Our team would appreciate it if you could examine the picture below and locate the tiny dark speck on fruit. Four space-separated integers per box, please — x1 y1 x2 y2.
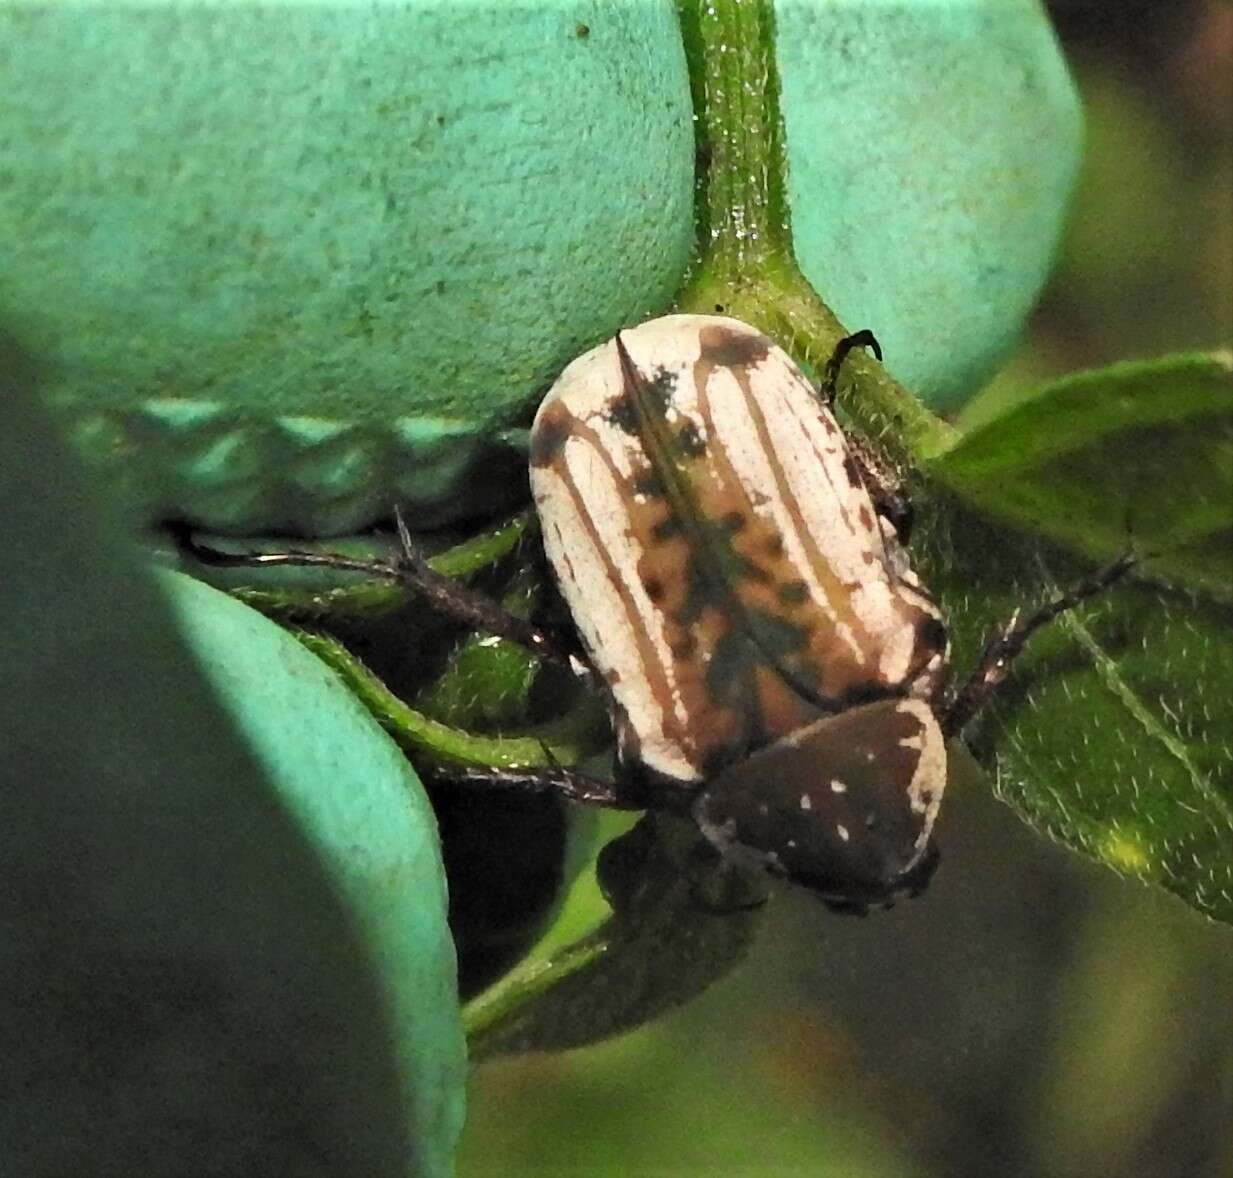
575 23 590 39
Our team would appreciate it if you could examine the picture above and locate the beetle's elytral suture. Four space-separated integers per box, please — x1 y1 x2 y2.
940 549 1140 738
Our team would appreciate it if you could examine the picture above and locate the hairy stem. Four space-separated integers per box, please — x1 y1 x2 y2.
674 0 956 463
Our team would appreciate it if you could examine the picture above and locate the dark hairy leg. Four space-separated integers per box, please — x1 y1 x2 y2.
820 328 883 404
818 328 914 543
942 550 1140 738
175 512 601 688
447 764 640 809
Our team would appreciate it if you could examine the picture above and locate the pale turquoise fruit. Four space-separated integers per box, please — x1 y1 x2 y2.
778 0 1082 408
1 1 693 534
163 571 467 1177
2 0 1080 533
0 337 465 1176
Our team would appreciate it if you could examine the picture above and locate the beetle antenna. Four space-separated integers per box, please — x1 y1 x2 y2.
941 549 1139 738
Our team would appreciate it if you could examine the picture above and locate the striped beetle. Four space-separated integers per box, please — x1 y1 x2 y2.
187 314 1134 913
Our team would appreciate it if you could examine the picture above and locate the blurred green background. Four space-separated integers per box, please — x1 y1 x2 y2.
460 4 1233 1176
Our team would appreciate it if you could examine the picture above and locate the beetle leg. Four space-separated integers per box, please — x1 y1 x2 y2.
445 764 642 810
387 509 602 686
820 327 882 405
175 517 602 689
941 550 1139 738
817 329 913 543
844 432 915 545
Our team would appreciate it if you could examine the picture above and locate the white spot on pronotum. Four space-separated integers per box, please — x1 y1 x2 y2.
830 779 847 794
758 802 769 815
799 794 812 811
837 824 850 842
787 839 797 849
865 750 876 763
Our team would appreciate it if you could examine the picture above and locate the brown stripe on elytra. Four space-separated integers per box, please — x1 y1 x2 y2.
778 579 810 606
792 402 864 550
550 520 578 583
613 335 758 771
529 399 574 468
705 348 879 685
794 410 947 695
668 634 697 660
749 662 825 748
629 493 749 769
843 454 863 488
696 322 771 369
541 415 697 763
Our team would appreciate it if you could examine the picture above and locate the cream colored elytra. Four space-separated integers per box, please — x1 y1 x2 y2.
529 316 948 811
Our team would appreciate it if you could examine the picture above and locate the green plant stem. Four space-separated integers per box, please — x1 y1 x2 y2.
294 629 608 771
429 510 537 578
674 0 956 464
462 939 607 1057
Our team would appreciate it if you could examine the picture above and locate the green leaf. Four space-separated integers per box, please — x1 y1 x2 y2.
929 352 1233 601
920 353 1233 922
984 585 1233 924
917 506 1233 926
412 565 544 730
464 813 764 1059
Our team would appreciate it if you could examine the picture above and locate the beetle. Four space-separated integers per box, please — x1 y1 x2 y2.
184 314 1135 912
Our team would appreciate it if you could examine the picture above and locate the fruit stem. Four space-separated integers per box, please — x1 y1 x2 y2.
674 0 956 463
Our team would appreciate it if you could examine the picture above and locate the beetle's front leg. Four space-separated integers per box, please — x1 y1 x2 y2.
386 509 601 687
176 513 603 691
820 328 882 403
819 328 914 543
